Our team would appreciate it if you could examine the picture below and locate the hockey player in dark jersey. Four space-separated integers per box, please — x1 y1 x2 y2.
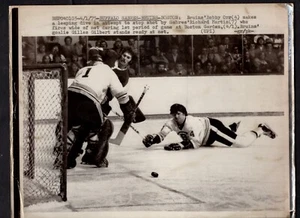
111 47 133 87
101 47 146 123
143 104 277 150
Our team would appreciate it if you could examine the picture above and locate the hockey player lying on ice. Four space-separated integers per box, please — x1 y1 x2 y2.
143 103 277 150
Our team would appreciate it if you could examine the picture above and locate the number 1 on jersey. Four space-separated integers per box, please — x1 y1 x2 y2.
82 68 92 78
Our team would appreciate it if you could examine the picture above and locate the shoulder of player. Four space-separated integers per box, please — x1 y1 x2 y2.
186 115 196 120
187 116 209 127
81 65 92 69
112 61 129 72
76 65 90 73
187 115 206 121
164 118 177 128
91 62 115 71
185 115 200 124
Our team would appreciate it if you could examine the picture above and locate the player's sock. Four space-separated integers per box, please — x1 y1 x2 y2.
233 131 258 148
251 127 264 138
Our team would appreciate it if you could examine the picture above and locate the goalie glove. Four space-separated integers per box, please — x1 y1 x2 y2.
128 96 146 123
143 134 161 148
120 100 136 123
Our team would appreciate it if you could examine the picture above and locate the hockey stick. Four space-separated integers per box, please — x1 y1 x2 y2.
110 85 149 145
111 110 144 139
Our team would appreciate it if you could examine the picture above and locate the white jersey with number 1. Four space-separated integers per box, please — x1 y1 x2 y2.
68 62 129 105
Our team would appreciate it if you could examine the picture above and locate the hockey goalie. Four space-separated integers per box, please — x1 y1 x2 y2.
54 47 137 169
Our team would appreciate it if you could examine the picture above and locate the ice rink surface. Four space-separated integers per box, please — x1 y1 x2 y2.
25 115 291 217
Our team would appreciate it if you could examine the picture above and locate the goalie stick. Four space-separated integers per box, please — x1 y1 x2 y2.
110 85 149 145
111 110 144 139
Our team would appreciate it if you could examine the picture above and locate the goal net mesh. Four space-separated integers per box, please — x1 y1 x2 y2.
22 65 68 206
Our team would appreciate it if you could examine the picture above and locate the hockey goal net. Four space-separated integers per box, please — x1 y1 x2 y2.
22 64 68 206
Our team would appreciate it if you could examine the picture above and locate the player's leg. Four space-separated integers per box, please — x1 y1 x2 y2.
53 125 83 169
233 123 276 147
81 118 114 167
76 93 114 167
206 118 238 146
54 91 88 169
53 94 79 162
66 91 103 169
67 125 90 169
207 118 276 148
94 118 114 167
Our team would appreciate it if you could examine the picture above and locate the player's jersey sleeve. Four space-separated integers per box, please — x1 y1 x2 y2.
109 69 129 104
112 66 130 87
157 120 176 141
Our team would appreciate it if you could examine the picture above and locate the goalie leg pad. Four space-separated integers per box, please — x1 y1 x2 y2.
81 142 109 168
66 125 90 169
81 132 101 165
94 119 113 167
129 96 146 123
81 119 114 167
54 123 83 169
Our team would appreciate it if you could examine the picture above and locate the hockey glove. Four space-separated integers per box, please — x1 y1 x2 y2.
143 134 154 147
143 134 161 148
164 143 182 151
181 140 194 149
164 140 194 151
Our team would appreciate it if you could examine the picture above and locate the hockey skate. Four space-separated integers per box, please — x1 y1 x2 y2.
81 150 109 168
67 149 83 169
81 150 94 165
81 137 108 167
81 141 102 165
67 158 77 169
258 123 277 139
96 158 109 168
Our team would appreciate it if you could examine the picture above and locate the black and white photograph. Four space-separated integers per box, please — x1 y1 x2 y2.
13 4 294 218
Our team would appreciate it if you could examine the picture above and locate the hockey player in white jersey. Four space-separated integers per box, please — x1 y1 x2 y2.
66 47 136 168
143 104 276 150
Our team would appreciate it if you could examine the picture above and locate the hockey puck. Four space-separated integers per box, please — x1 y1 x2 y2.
151 172 159 178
